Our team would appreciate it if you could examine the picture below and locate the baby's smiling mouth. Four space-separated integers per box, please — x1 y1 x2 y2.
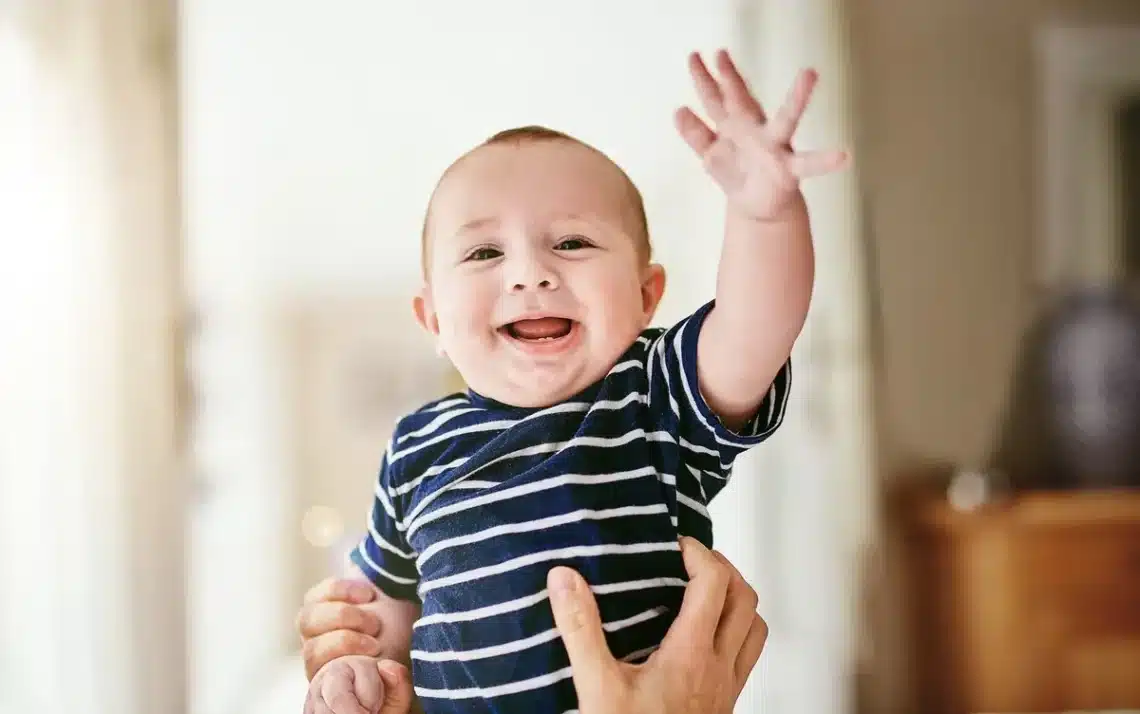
502 317 575 342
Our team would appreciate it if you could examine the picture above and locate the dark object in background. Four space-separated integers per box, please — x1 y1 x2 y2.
990 284 1140 490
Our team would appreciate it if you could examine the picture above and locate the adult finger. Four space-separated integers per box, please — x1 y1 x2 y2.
321 667 369 714
376 660 416 714
768 68 817 144
714 49 766 122
661 537 729 654
712 551 759 658
304 577 377 606
298 601 383 639
675 107 716 156
547 566 621 704
687 51 727 122
733 615 769 693
303 631 383 680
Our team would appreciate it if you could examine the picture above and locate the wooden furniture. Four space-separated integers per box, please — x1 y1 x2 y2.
904 488 1140 714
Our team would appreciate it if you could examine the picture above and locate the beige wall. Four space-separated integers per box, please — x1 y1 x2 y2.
851 0 1140 476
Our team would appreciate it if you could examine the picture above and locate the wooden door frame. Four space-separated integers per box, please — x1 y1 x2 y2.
98 1 189 712
123 2 188 712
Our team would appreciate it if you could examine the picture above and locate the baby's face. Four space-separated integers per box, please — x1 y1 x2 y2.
417 140 664 408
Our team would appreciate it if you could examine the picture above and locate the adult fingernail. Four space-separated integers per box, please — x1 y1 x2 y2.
548 568 578 602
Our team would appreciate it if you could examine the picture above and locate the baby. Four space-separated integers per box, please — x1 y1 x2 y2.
305 49 846 714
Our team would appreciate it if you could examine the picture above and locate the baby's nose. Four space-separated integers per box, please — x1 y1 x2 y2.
511 277 556 291
507 259 560 292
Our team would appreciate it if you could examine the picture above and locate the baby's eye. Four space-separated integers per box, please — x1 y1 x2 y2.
554 235 592 251
466 246 502 262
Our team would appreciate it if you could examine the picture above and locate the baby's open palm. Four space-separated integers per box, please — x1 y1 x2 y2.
675 50 848 221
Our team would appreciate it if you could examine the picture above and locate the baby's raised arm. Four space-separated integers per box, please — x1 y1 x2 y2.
675 52 847 430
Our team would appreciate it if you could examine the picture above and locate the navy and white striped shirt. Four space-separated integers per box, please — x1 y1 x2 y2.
351 301 791 714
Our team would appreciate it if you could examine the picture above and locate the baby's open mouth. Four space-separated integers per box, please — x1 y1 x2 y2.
503 317 575 342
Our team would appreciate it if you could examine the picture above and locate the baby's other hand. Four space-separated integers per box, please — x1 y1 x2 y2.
305 656 414 714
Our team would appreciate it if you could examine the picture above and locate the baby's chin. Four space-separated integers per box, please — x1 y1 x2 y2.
486 380 590 409
469 368 608 409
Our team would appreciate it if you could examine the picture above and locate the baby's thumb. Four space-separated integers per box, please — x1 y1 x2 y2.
548 567 620 705
375 660 415 714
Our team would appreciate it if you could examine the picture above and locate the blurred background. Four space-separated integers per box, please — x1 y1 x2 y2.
1 1 1139 713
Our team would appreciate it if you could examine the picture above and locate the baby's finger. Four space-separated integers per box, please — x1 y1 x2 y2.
675 107 716 156
714 49 765 122
687 51 727 122
311 689 335 714
768 69 817 144
349 658 385 710
321 666 371 714
376 661 416 714
298 601 383 639
788 149 849 179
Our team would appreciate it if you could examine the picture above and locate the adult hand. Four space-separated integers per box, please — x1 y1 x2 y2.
296 577 386 680
548 536 767 714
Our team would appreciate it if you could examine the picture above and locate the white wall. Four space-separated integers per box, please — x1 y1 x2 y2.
183 0 738 302
180 3 746 714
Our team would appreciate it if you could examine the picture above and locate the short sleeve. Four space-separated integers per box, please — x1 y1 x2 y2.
349 443 420 602
645 300 791 502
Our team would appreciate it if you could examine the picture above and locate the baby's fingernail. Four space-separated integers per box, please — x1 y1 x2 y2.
377 660 403 677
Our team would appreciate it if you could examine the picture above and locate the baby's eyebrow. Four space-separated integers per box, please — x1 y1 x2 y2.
453 217 499 239
554 212 600 224
549 213 610 231
553 213 631 239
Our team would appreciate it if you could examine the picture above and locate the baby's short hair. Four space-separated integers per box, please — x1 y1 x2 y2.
419 125 651 279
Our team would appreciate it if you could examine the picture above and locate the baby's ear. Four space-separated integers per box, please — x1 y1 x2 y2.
412 287 440 337
640 264 667 324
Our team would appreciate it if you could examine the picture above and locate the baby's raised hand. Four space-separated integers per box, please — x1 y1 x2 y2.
675 49 848 221
305 655 414 714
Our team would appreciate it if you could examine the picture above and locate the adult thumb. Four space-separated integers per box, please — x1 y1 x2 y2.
376 660 415 714
547 567 619 704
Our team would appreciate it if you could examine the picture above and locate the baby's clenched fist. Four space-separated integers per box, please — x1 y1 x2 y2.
305 655 413 714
